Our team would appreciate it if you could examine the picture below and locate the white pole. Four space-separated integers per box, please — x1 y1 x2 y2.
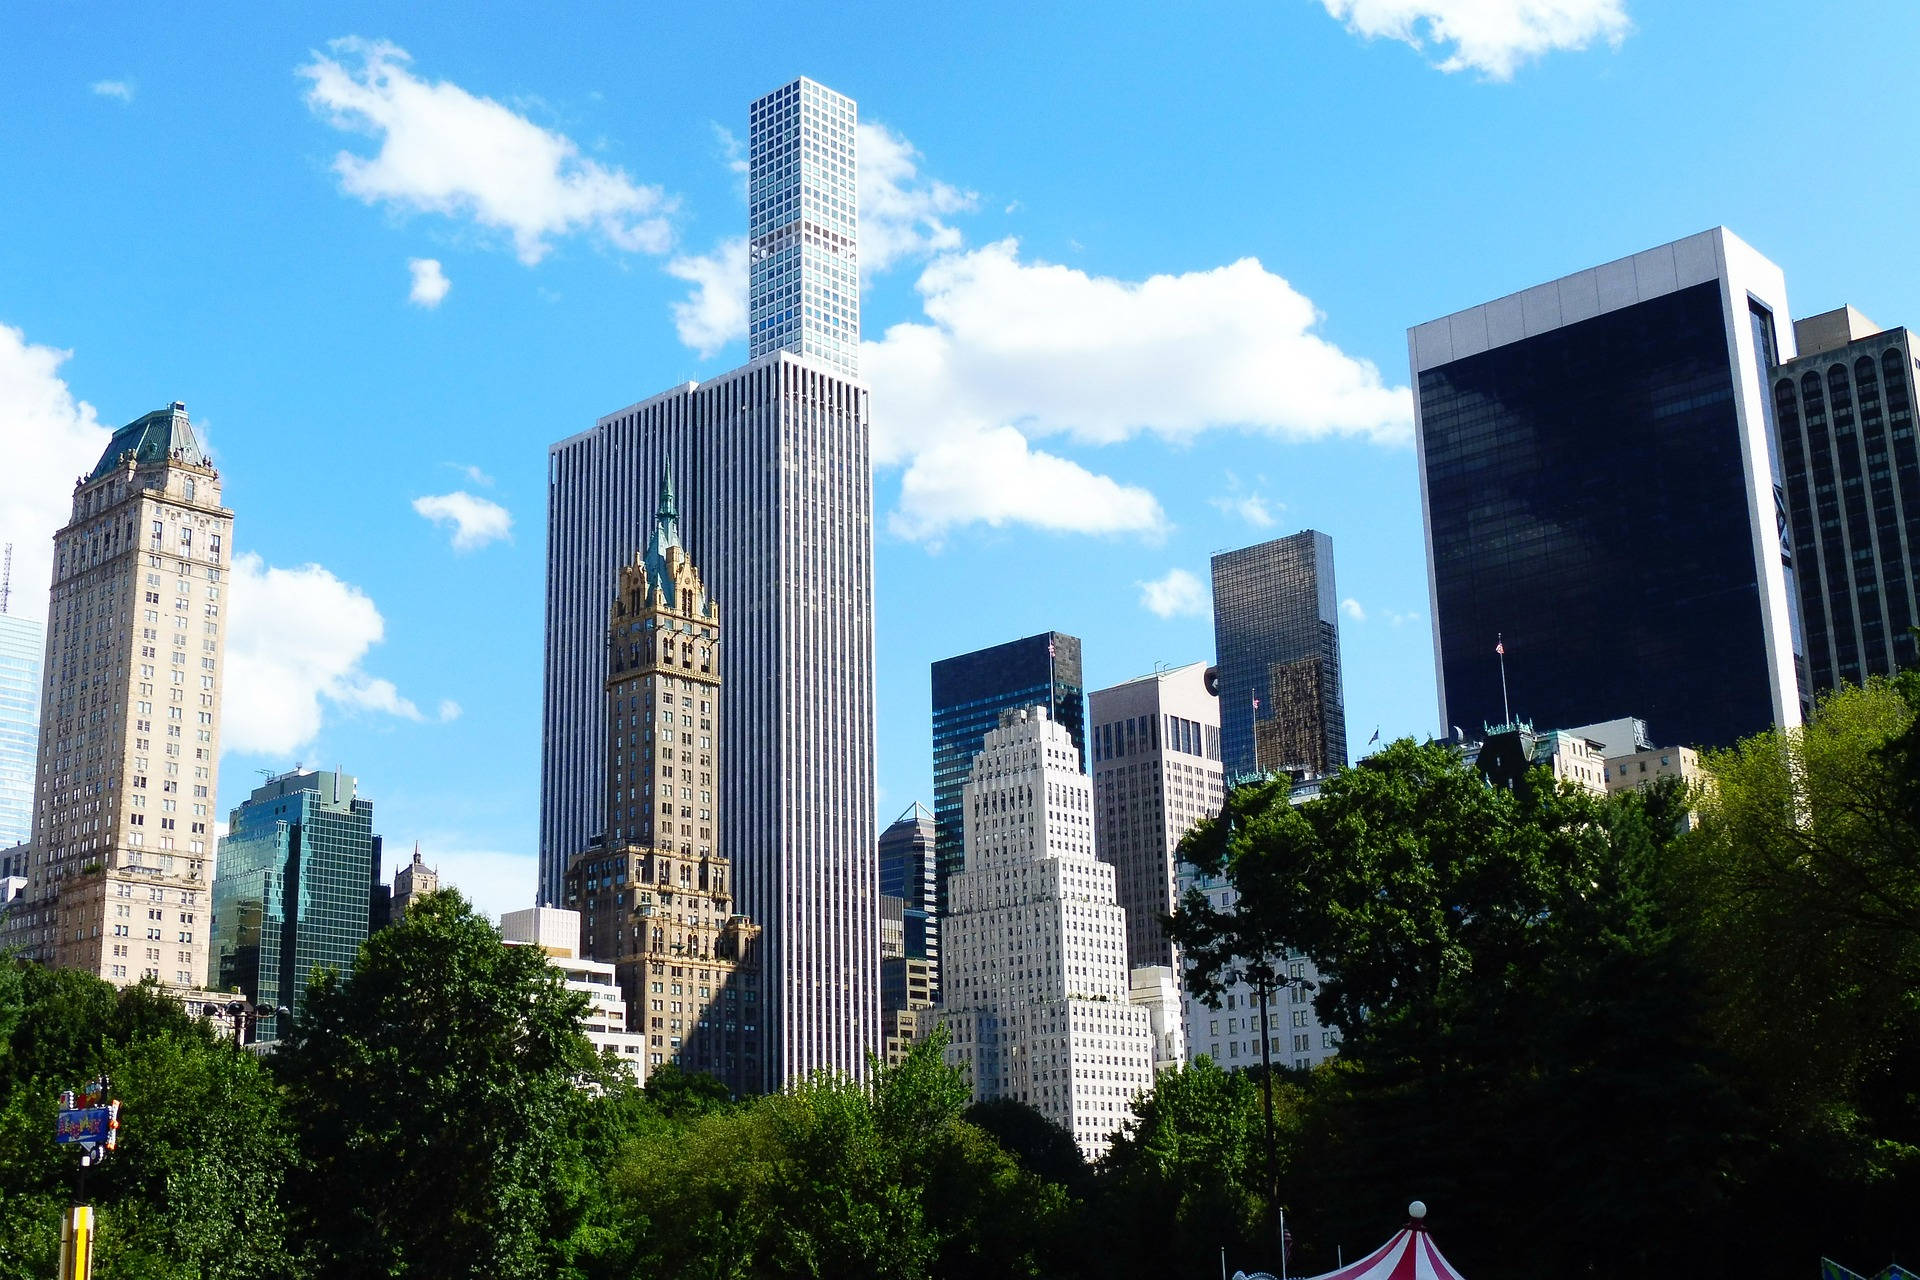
1279 1208 1288 1280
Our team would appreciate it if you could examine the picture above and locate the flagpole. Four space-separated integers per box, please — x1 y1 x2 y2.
1497 632 1511 726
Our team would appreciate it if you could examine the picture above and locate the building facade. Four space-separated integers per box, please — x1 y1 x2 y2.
749 78 860 378
1772 308 1920 688
1410 228 1805 749
209 768 378 1042
930 632 1085 954
1211 532 1347 779
940 706 1154 1160
0 601 43 849
388 845 439 919
1089 662 1225 973
562 475 765 1093
877 801 937 984
501 907 649 1080
0 404 231 989
544 78 876 1085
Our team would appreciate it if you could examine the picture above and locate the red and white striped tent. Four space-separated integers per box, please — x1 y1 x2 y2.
1300 1203 1466 1280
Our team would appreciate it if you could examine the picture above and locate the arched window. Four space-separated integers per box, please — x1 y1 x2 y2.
1882 349 1910 415
1827 364 1854 418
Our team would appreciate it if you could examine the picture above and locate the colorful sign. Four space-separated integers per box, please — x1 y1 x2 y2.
55 1107 112 1146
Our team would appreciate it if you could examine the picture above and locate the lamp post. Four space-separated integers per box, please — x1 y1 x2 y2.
1243 956 1313 1278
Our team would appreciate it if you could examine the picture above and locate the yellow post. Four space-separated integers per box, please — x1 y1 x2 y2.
56 1204 93 1280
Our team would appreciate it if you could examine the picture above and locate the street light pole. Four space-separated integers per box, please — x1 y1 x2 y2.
1254 964 1279 1270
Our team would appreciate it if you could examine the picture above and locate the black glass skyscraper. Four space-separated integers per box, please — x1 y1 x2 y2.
929 633 1084 927
877 802 937 987
1211 531 1347 779
1411 228 1804 750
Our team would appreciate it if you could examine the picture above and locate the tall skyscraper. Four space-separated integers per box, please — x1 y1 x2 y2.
1410 228 1804 748
0 404 231 989
940 706 1154 1160
929 632 1085 952
0 547 44 848
544 77 875 1085
1211 532 1347 779
1772 307 1920 688
748 78 860 378
210 768 378 1042
1089 662 1225 972
563 475 765 1092
877 801 937 973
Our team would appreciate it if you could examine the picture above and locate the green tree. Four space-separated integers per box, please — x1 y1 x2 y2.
274 888 602 1280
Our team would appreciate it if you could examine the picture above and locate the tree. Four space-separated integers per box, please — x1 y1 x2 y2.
273 889 602 1280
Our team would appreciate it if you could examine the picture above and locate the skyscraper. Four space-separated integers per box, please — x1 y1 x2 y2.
0 404 232 989
929 632 1085 956
544 77 876 1084
940 705 1154 1161
563 474 765 1092
1089 662 1224 972
210 768 379 1042
749 78 860 378
1211 532 1347 779
877 801 937 972
0 549 43 848
1410 228 1803 748
1772 307 1920 688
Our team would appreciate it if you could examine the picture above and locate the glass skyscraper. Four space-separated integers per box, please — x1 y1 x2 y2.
1410 228 1804 750
929 632 1084 938
1211 531 1347 779
1772 308 1920 689
545 77 877 1087
210 769 379 1042
877 802 936 970
0 609 43 849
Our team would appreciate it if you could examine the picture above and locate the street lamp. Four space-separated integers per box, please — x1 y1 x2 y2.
1241 955 1314 1279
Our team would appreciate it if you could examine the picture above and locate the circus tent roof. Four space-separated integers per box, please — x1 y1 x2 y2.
1299 1203 1467 1280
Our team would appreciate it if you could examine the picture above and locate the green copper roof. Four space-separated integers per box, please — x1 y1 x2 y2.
87 402 208 482
642 463 683 604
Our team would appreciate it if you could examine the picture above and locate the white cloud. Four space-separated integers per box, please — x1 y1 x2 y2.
1318 0 1631 78
412 490 512 551
91 80 135 102
891 425 1165 544
300 37 673 265
1209 474 1281 528
224 553 437 756
1341 596 1368 622
445 462 493 486
407 256 451 307
857 121 977 275
1138 568 1210 620
863 239 1411 540
664 237 749 358
0 323 111 625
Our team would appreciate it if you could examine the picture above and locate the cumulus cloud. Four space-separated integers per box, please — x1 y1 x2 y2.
1318 0 1631 78
1341 597 1368 622
407 256 451 307
91 79 135 102
300 37 673 264
445 462 493 486
1209 474 1281 528
857 121 977 275
1138 569 1210 620
665 237 749 358
224 553 448 756
412 491 512 551
892 425 1165 544
0 324 111 625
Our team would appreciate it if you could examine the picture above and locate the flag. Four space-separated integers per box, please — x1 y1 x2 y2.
1495 640 1505 656
1368 726 1380 745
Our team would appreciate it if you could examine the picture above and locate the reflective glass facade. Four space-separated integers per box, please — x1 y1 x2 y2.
930 633 1084 930
0 613 42 849
1774 331 1920 688
1419 282 1779 749
877 803 936 972
1210 531 1346 779
210 770 377 1041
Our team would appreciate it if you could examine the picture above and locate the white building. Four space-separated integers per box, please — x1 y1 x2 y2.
940 706 1154 1160
1090 661 1226 973
543 76 877 1088
501 907 648 1081
1129 965 1187 1073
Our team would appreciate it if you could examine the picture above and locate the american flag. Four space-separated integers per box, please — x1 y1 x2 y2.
1495 639 1505 656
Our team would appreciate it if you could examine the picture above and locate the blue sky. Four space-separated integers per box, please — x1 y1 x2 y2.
4 2 1916 917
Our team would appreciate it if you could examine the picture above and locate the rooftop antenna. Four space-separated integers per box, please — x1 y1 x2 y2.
1496 633 1512 727
0 542 11 614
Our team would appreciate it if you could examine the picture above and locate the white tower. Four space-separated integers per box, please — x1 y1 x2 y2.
747 78 859 377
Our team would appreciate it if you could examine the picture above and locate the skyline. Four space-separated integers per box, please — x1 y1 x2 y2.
5 3 1918 919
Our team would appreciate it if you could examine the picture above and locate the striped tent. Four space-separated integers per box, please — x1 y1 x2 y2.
1300 1204 1466 1280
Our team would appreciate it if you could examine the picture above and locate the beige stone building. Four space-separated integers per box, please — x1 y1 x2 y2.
1 404 231 990
564 471 764 1093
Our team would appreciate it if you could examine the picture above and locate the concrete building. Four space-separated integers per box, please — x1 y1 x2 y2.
209 768 379 1041
563 474 764 1093
0 561 44 848
940 706 1154 1160
388 844 439 918
545 77 876 1085
877 802 938 987
1129 965 1187 1074
1212 532 1347 779
1410 228 1804 749
1468 723 1611 796
0 404 232 990
501 906 648 1080
1772 307 1920 687
1090 662 1225 973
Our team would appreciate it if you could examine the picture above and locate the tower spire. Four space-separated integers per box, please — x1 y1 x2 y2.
643 461 684 603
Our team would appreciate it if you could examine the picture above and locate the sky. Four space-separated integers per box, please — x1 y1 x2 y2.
4 1 1917 920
